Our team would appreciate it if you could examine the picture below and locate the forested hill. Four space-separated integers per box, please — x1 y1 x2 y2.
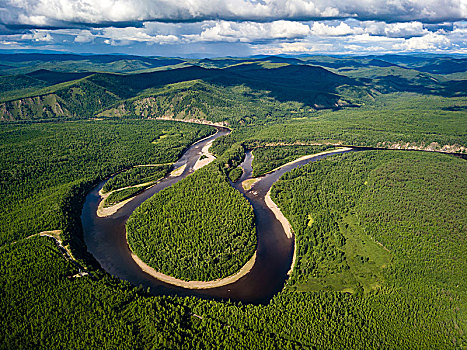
0 53 465 141
0 63 361 121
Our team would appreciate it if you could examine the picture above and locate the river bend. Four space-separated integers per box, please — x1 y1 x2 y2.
81 127 352 303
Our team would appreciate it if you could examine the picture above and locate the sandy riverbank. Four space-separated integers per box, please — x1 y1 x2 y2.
265 189 293 239
260 147 354 176
170 164 186 177
121 146 351 290
263 192 296 276
193 140 216 170
242 178 260 191
130 250 257 289
97 195 136 218
262 147 353 276
97 182 154 218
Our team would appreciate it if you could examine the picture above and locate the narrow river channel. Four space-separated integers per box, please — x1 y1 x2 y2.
81 127 353 304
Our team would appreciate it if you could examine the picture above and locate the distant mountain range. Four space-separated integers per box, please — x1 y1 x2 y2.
0 53 465 122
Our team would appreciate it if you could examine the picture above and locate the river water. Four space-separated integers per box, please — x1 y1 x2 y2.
81 127 353 304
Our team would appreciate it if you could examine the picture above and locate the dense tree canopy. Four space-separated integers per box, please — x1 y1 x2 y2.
127 161 256 281
0 120 214 246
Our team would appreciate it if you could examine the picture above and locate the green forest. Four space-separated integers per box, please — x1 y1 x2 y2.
102 165 171 193
1 53 466 349
251 144 335 176
270 150 466 345
0 236 294 349
0 120 214 247
2 133 464 348
127 161 256 281
216 93 467 154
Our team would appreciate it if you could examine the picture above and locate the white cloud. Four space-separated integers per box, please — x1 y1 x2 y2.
394 32 451 50
74 30 94 43
311 21 363 36
102 27 173 43
60 24 181 45
187 20 311 42
21 30 53 42
0 40 19 45
252 40 334 55
1 0 465 28
1 13 464 55
364 21 428 38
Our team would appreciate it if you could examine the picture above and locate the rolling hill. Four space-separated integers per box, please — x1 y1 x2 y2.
0 63 366 122
0 53 465 123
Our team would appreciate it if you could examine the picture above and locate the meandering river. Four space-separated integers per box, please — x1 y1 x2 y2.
81 127 353 304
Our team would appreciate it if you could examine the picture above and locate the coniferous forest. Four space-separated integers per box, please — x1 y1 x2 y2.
0 53 466 349
127 161 257 281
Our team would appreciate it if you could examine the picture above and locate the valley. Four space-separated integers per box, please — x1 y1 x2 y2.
0 53 465 349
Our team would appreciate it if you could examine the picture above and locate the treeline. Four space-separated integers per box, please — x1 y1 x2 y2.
102 165 170 193
0 120 214 245
1 236 293 349
1 232 460 349
127 156 256 281
4 235 332 349
251 144 335 176
0 236 188 349
186 284 460 349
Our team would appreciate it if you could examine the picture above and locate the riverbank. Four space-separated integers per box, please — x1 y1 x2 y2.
83 120 354 301
261 147 353 277
258 147 354 176
130 248 257 289
129 147 352 289
193 139 216 170
97 182 155 218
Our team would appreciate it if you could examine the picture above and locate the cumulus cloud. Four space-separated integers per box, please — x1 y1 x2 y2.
21 29 53 42
0 1 463 56
307 20 432 38
394 32 452 50
102 26 179 44
310 21 363 36
187 20 311 42
364 21 429 38
74 30 94 43
253 40 334 55
1 0 465 29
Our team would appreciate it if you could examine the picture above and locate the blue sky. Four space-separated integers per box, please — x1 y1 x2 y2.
0 0 466 57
